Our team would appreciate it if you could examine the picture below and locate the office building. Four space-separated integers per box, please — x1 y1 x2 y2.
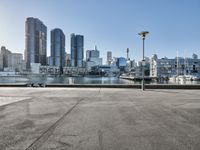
192 53 198 59
107 51 112 65
8 53 23 72
71 34 84 67
86 50 90 61
46 56 50 66
86 46 99 61
0 54 3 71
0 46 24 72
116 57 127 71
86 50 99 59
126 48 130 60
86 46 102 71
1 46 11 68
66 53 71 67
25 17 47 68
50 28 65 70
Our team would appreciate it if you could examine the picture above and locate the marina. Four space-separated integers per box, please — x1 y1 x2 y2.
0 76 200 86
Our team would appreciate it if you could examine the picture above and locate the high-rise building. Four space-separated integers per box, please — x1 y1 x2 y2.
107 51 112 65
8 53 23 72
116 57 127 71
0 53 3 71
86 46 102 71
126 48 130 60
66 53 71 67
86 46 100 61
192 53 198 59
25 17 47 68
71 34 84 67
1 46 11 68
86 50 90 61
50 28 65 70
0 46 24 72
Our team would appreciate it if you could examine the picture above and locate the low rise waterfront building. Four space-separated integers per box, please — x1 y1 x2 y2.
138 57 150 76
63 67 86 76
30 63 61 75
86 61 96 71
0 71 16 76
40 66 60 75
31 63 41 74
150 54 200 78
91 65 120 76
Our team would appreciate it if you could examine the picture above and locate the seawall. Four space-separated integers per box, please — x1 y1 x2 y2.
0 83 200 89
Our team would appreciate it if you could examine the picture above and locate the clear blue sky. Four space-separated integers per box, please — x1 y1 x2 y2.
0 0 200 62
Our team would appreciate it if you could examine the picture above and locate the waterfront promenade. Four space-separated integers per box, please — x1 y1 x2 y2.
0 88 200 150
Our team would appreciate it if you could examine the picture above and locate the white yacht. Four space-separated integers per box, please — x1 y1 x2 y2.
179 75 198 81
169 74 199 82
169 52 199 82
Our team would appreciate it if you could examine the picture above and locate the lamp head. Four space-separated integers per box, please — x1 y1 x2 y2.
138 31 149 39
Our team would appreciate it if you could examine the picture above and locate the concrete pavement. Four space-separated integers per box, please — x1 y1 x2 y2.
0 88 200 150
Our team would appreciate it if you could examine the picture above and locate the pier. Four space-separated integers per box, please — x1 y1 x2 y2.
0 88 200 149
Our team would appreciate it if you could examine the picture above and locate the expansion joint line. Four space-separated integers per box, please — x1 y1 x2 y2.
25 98 84 150
0 97 34 108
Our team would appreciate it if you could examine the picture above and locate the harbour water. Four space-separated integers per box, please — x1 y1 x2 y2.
0 76 200 85
0 76 133 84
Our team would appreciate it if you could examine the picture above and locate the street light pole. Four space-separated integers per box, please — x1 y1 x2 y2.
138 31 149 91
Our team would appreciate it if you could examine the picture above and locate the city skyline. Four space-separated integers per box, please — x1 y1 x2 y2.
0 0 200 62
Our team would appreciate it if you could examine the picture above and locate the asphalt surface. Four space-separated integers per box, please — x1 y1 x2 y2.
0 88 200 150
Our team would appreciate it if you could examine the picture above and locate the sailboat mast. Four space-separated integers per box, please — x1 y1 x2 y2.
177 51 179 76
184 50 186 75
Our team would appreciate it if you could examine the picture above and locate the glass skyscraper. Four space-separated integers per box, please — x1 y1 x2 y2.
71 34 84 67
50 28 65 70
25 17 47 68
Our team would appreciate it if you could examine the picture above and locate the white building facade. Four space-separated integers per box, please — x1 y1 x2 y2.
150 54 200 78
8 53 23 72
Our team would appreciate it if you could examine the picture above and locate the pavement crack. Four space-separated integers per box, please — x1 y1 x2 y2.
98 130 104 150
65 134 79 137
25 98 84 150
58 141 73 147
0 97 34 108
